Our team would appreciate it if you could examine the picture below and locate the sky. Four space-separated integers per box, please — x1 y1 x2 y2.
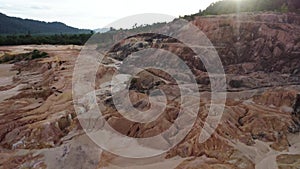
0 0 220 30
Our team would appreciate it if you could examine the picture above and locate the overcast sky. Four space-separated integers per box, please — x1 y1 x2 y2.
0 0 220 29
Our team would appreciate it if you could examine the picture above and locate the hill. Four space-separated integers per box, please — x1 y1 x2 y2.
0 13 91 35
182 0 300 20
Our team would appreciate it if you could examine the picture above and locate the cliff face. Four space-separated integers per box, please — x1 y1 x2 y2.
193 13 300 74
0 12 299 169
193 12 300 90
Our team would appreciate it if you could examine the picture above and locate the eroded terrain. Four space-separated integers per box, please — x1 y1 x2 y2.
0 12 299 169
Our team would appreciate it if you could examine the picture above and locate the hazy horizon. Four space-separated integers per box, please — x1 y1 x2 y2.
0 0 220 29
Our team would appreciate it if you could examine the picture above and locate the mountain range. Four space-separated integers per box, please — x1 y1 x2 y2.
0 13 91 35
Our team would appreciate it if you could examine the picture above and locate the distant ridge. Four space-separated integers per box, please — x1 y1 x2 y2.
0 12 91 35
94 27 110 33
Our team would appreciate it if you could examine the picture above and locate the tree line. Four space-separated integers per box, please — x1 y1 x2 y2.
0 34 93 46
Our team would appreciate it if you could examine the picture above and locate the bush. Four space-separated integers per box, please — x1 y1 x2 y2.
31 50 48 59
229 79 243 88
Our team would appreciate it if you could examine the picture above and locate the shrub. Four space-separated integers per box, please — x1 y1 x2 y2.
229 79 243 88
